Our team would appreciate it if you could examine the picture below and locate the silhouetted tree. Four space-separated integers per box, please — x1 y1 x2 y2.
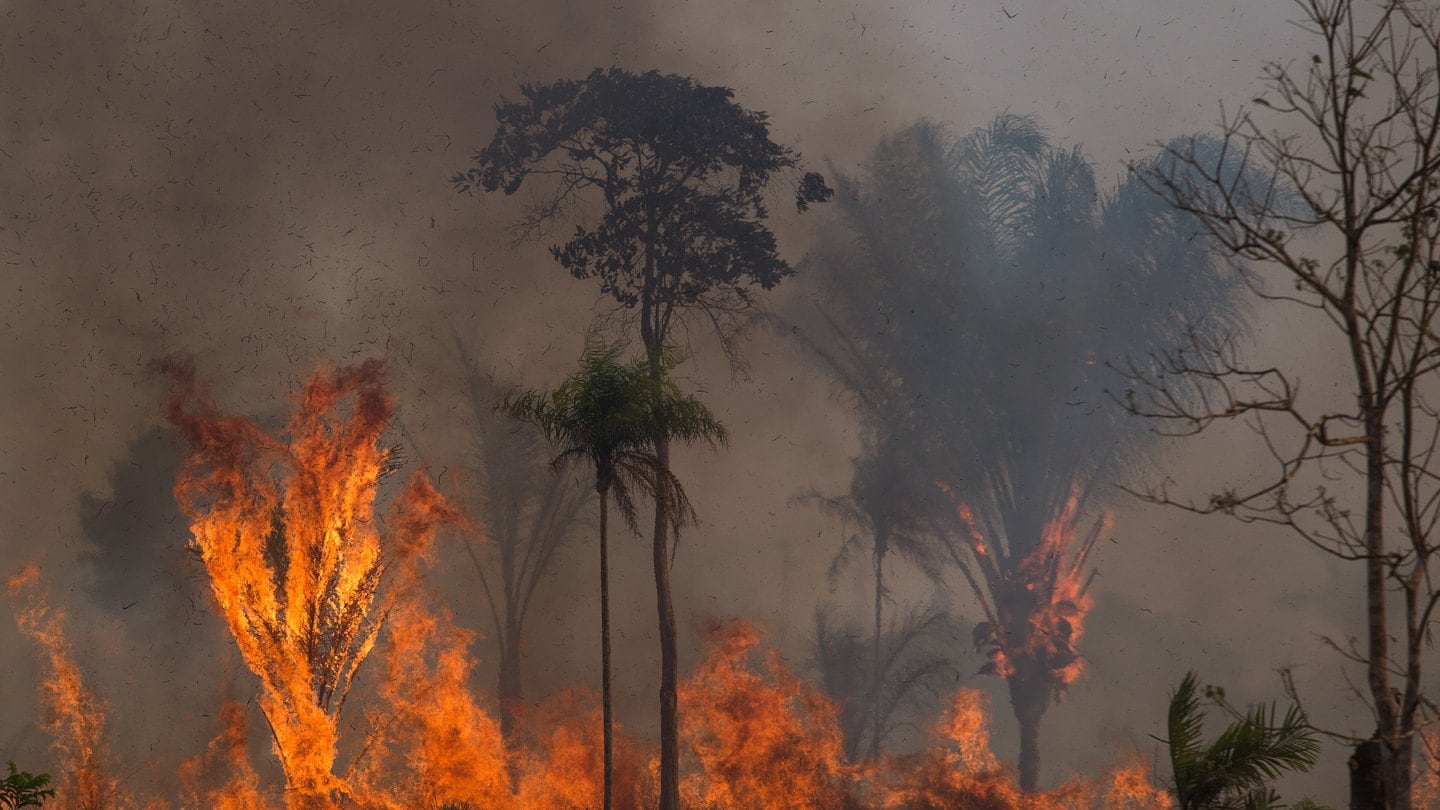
503 335 725 810
452 336 593 739
811 602 962 761
800 434 951 761
455 66 829 809
790 115 1245 790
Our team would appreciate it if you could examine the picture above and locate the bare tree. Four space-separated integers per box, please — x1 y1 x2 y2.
1126 2 1440 805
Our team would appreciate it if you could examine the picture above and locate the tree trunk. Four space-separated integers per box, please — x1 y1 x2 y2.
1007 666 1048 793
498 620 523 742
870 539 885 761
599 485 614 810
1349 735 1414 810
1354 411 1411 808
652 435 680 810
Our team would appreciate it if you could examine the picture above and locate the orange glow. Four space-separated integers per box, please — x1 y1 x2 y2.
678 620 851 809
164 359 462 809
7 564 131 810
871 690 1170 809
178 700 275 810
512 689 649 809
346 600 512 809
1102 757 1175 809
951 483 1103 688
1418 729 1439 809
8 361 1181 809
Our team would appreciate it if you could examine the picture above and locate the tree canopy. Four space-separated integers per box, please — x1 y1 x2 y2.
790 114 1250 789
455 67 832 351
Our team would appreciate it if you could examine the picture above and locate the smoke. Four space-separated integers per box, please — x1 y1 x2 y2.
0 0 1389 804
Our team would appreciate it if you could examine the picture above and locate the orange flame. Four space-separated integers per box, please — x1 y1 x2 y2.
9 361 1184 809
346 600 511 809
163 359 462 809
1417 729 1440 809
952 484 1102 690
7 564 132 810
511 689 649 809
872 689 1170 809
678 620 852 808
178 700 275 810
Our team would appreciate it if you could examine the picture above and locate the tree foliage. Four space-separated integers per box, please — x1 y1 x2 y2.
1165 673 1324 810
502 335 726 539
0 763 54 810
455 67 832 353
452 335 593 739
790 114 1248 789
811 603 962 760
502 334 725 809
460 66 821 810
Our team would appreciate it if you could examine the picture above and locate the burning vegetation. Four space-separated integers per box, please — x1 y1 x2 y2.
7 360 1191 809
9 12 1440 802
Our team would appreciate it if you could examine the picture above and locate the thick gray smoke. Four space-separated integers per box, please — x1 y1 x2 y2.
0 0 1386 804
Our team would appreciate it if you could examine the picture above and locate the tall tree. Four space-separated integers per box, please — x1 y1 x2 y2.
789 116 1246 790
454 66 829 808
1126 2 1440 805
502 335 725 810
451 337 593 740
800 434 951 761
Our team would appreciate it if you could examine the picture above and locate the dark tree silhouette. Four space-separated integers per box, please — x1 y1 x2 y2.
455 66 829 809
452 337 593 740
789 116 1246 790
799 434 952 761
0 762 54 809
503 335 725 810
811 602 962 761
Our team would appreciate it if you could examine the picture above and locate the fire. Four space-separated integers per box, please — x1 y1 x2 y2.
7 564 129 810
870 689 1171 809
1418 729 1440 809
511 690 649 809
162 358 462 808
678 620 851 809
960 486 1102 688
7 360 1186 810
346 601 511 809
1014 490 1104 687
178 700 274 810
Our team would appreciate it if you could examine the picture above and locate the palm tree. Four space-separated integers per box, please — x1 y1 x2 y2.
453 335 593 741
800 435 950 760
502 335 725 810
1164 672 1324 810
811 602 961 761
789 115 1250 790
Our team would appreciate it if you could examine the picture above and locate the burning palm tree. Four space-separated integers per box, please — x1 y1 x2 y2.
161 358 466 809
791 115 1247 790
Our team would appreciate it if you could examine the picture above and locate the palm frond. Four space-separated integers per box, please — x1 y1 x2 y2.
1165 671 1320 810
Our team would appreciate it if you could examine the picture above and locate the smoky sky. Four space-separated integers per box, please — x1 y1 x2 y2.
0 0 1397 803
